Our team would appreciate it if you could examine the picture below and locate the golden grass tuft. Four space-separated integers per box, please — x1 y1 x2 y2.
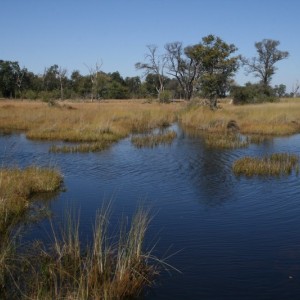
131 131 177 148
2 208 163 300
204 132 249 149
232 153 299 176
0 166 62 233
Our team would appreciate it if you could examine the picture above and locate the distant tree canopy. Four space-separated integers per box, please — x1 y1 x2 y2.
0 37 290 105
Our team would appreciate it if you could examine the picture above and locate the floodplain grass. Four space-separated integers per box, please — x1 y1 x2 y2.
180 98 300 136
131 131 177 148
1 208 164 300
0 100 181 152
232 153 299 177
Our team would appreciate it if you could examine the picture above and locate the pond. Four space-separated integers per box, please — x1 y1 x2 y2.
1 126 300 299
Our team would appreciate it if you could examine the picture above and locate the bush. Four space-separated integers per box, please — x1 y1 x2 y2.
231 83 279 105
23 90 39 100
159 90 173 103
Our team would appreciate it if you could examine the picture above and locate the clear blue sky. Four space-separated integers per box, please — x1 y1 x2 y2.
1 0 299 91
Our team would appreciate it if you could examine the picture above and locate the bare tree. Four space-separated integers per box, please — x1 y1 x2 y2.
85 61 103 101
135 45 167 98
165 42 201 100
57 67 67 100
242 39 289 86
292 80 300 98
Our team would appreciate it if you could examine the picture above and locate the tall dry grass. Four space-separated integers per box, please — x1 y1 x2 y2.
1 208 162 300
180 99 300 136
0 100 182 152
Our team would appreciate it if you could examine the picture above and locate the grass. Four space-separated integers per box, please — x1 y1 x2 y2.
0 166 62 234
180 98 300 136
1 207 163 300
131 131 177 148
203 132 249 149
232 153 299 176
0 100 181 152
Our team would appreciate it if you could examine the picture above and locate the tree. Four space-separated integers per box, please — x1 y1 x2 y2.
85 61 103 101
291 80 299 98
165 42 200 100
57 66 68 100
190 35 239 109
0 60 20 98
135 45 167 98
242 39 289 86
274 84 286 97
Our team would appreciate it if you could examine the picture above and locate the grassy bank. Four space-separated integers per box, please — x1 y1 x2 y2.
180 98 300 136
0 100 181 152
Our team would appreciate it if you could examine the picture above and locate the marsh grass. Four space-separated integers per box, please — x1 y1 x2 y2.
2 208 162 300
0 100 180 152
203 132 249 149
180 100 300 136
131 131 177 148
50 141 112 153
247 134 273 144
232 153 299 176
0 167 62 234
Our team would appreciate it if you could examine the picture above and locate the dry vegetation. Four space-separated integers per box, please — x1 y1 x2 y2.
232 153 299 176
180 98 300 136
131 130 177 148
0 100 182 152
0 166 62 234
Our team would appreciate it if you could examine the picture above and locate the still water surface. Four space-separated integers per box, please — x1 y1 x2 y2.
1 126 300 299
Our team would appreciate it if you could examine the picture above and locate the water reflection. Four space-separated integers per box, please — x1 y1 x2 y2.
1 128 300 299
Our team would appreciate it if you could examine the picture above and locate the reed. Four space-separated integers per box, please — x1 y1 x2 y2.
0 100 180 148
131 131 177 148
3 208 161 300
232 153 299 176
204 132 249 149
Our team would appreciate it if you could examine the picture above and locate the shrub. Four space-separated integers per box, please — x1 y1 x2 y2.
159 90 173 103
231 83 278 104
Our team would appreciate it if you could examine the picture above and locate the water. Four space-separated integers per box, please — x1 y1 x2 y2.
1 127 300 299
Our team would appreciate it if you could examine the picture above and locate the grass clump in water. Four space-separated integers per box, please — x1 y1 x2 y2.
232 153 299 176
2 208 163 300
131 131 177 148
204 133 249 149
0 166 62 234
50 141 112 153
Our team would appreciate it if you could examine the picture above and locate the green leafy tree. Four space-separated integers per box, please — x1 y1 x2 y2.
0 60 20 98
190 35 239 109
242 39 289 86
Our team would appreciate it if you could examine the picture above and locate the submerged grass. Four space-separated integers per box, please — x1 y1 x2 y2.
1 208 163 300
131 131 177 148
232 153 299 176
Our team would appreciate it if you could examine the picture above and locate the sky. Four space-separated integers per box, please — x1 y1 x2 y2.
1 0 299 92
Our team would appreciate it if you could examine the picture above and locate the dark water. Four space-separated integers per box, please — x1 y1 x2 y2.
1 126 300 299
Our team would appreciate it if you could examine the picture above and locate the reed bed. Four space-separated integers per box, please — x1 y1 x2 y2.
0 100 181 152
131 131 177 148
1 208 162 300
180 99 300 136
0 166 62 234
232 153 299 176
204 132 249 149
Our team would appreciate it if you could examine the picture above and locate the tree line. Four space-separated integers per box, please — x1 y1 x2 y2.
0 35 293 108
